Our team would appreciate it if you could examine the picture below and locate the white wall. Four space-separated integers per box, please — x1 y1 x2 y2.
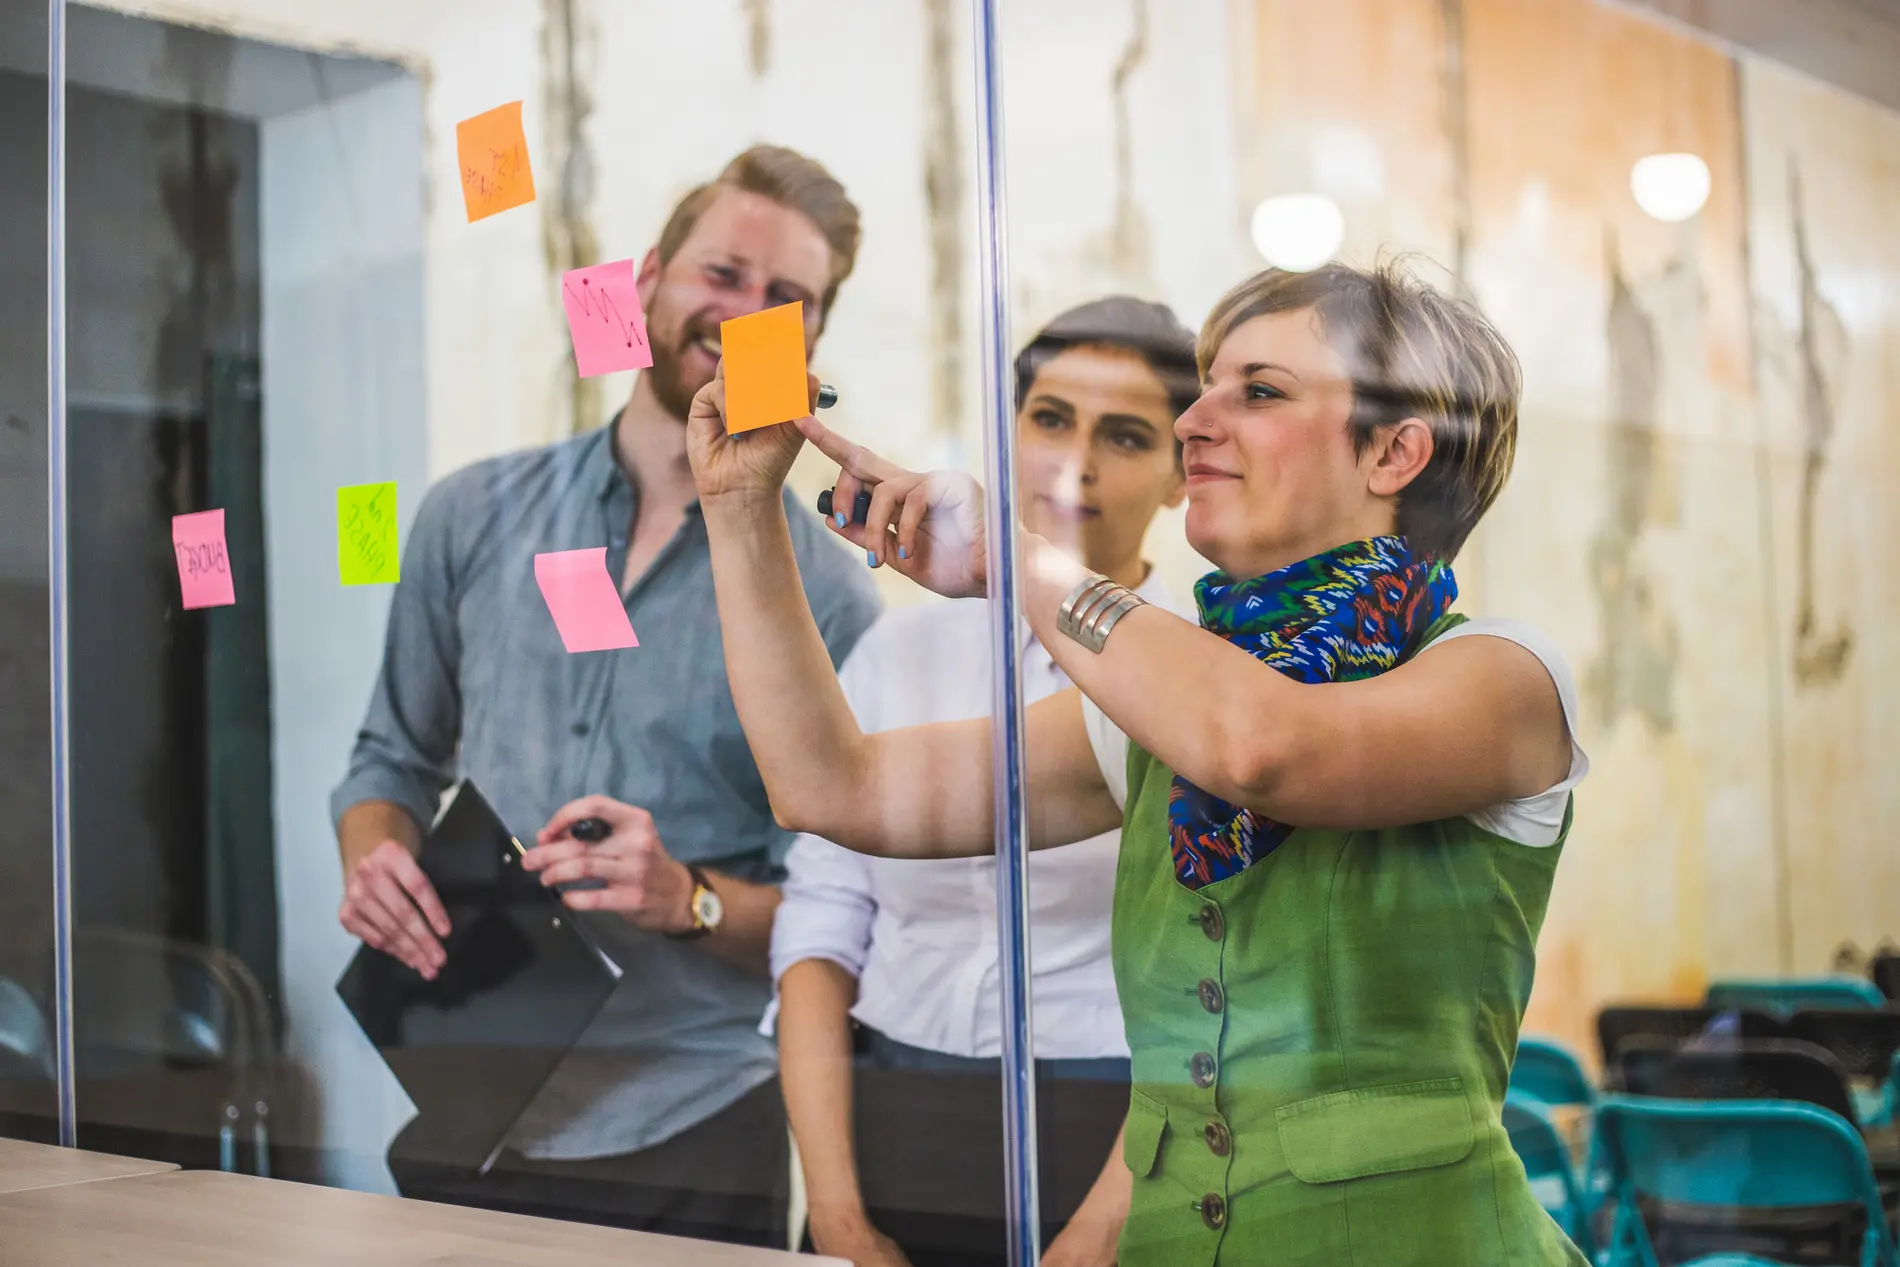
260 72 427 1189
87 0 1246 1172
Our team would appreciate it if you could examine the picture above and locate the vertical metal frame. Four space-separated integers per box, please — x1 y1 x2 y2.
969 1 1040 1263
46 0 76 1148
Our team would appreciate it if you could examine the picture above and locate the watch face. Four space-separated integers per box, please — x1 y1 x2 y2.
694 886 724 931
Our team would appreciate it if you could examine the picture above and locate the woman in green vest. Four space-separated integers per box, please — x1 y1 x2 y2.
685 260 1591 1267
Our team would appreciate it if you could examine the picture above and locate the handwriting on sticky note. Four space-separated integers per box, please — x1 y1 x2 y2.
562 260 653 378
456 101 536 222
337 482 400 586
534 548 639 653
172 509 235 610
721 301 810 434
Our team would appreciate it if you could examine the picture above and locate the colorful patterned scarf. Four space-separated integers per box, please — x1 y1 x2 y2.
1168 536 1458 889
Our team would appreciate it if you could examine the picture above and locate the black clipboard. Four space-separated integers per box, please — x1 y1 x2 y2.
335 780 621 1175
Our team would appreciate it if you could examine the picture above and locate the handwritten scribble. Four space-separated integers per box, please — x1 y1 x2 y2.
456 102 536 221
337 482 400 586
462 144 527 201
175 540 229 578
561 259 654 378
172 509 236 609
566 277 647 351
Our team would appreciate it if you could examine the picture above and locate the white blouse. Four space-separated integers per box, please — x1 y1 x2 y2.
1081 616 1591 846
765 570 1184 1060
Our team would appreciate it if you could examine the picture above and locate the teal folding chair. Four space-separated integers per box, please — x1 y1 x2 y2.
1593 1095 1897 1267
1789 1010 1900 1130
1513 1035 1598 1109
1707 977 1887 1019
1504 1090 1597 1259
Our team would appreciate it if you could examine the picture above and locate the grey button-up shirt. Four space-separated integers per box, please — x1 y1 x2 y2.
331 423 880 1160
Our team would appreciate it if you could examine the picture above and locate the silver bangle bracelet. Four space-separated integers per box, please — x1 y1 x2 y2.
1056 573 1147 653
1057 575 1115 638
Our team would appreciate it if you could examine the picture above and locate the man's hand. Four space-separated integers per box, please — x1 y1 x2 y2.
522 795 695 934
338 839 451 979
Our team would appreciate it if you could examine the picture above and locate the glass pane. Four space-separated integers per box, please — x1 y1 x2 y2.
0 0 57 1148
1006 0 1900 1263
55 0 1005 1256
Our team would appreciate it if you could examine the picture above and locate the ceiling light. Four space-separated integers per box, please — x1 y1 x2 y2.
1249 194 1344 272
1629 152 1711 223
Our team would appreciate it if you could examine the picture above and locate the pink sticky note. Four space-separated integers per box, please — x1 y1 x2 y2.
561 260 653 378
534 547 639 653
171 509 236 610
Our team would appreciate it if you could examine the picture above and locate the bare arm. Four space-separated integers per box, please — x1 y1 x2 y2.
777 959 906 1263
1041 1124 1129 1267
337 797 420 875
335 799 449 978
691 871 780 973
686 369 1119 860
784 415 1571 832
1018 538 1571 828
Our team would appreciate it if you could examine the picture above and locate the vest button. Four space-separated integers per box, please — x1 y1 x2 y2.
1197 978 1225 1013
1197 1192 1227 1230
1203 1120 1232 1156
1195 905 1225 941
1189 1051 1217 1088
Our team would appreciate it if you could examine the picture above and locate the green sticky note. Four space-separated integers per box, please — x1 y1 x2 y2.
337 482 400 586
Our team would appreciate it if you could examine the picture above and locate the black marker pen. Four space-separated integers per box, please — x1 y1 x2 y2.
558 817 611 892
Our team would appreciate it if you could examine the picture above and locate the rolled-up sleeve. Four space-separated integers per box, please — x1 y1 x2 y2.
770 832 878 985
328 473 469 834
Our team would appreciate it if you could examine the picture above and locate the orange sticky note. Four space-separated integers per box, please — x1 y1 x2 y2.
456 101 536 222
721 301 809 434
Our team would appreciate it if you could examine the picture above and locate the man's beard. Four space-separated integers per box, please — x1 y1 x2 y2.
644 309 719 423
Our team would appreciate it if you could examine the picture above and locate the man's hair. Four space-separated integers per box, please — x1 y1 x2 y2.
656 145 862 326
1013 295 1200 425
1196 260 1521 562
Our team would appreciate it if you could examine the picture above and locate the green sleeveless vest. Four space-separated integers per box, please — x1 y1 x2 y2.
1110 615 1587 1266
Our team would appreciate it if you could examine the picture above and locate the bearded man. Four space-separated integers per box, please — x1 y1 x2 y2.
331 146 879 1245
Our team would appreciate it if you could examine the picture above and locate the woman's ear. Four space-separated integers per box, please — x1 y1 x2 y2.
1366 417 1434 498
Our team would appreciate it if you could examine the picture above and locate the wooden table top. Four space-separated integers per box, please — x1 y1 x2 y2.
0 1168 843 1266
0 1136 177 1193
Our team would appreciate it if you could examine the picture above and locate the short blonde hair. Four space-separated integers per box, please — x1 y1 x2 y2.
657 145 862 327
1196 261 1521 562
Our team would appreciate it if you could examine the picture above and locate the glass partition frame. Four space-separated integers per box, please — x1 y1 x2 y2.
969 1 1041 1264
45 0 75 1150
37 0 1050 1255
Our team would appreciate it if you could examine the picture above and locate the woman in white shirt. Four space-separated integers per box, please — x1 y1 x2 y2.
773 298 1199 1267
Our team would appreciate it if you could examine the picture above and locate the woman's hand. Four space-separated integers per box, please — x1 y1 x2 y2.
685 362 818 505
809 1214 915 1267
797 414 988 600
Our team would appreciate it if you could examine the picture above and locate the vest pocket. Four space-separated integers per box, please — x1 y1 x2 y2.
1275 1076 1476 1183
1124 1088 1169 1178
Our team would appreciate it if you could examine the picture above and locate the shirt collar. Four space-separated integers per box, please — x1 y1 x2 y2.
590 413 708 521
590 417 629 503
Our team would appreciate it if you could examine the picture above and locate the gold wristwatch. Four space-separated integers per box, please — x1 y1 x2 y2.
666 865 724 940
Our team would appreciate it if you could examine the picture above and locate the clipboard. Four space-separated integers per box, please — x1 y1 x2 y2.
335 780 621 1175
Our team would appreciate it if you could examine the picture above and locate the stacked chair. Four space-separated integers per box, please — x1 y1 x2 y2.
1510 968 1900 1266
1593 1097 1895 1267
1509 1037 1601 1258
